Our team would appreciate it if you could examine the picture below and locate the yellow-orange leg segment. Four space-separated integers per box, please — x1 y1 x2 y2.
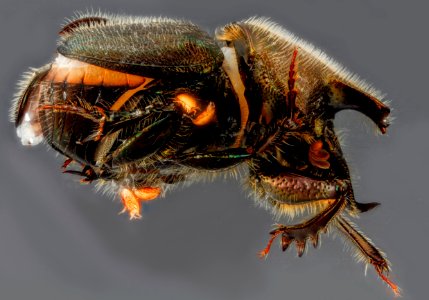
174 94 217 126
120 187 161 220
192 102 216 126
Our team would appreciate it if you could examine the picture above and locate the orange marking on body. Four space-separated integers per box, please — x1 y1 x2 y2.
120 188 142 220
110 78 154 111
310 140 323 152
133 187 161 201
47 55 148 88
192 102 216 126
312 151 330 161
120 187 161 220
101 68 128 86
309 159 330 169
175 93 200 115
309 141 330 169
65 67 84 85
175 95 216 126
126 73 147 87
82 64 104 86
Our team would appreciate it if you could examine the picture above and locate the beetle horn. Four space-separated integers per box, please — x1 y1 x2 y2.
327 80 390 134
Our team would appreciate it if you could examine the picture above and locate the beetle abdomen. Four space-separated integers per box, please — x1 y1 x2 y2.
45 55 148 88
22 57 155 166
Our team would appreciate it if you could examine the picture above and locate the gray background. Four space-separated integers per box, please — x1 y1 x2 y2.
0 0 427 299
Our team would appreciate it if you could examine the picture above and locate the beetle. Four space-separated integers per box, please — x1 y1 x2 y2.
10 13 399 295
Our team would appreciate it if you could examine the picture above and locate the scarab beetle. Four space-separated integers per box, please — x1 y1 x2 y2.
11 13 399 295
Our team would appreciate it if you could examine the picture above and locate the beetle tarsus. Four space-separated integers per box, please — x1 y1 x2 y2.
61 158 74 170
336 216 400 296
258 230 281 258
63 164 98 183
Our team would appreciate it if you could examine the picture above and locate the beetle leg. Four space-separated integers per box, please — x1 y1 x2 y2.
90 107 106 141
79 165 98 183
259 194 346 258
250 172 351 257
336 216 400 296
175 148 251 170
61 158 74 170
61 158 99 182
38 104 106 141
107 114 176 163
62 164 98 183
119 187 161 220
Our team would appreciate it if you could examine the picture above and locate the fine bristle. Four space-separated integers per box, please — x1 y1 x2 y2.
335 216 400 296
241 17 387 105
10 63 53 124
59 10 191 42
10 68 38 123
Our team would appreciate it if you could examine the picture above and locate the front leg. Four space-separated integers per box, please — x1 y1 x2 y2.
250 171 400 295
260 196 346 258
252 173 350 257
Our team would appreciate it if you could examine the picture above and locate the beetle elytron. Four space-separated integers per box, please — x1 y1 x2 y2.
11 13 399 295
